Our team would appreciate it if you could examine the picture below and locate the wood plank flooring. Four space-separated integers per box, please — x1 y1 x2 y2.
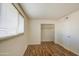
24 42 77 56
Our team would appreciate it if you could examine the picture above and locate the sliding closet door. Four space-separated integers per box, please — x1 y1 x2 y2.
41 24 55 42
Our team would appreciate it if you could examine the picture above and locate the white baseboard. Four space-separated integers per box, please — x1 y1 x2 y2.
28 41 41 45
56 42 79 56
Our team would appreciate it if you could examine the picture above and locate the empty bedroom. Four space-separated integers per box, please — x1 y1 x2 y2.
0 3 79 56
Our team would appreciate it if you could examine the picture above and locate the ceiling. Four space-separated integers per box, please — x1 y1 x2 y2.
21 3 79 20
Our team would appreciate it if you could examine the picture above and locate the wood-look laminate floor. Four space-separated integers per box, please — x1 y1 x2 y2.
24 42 77 56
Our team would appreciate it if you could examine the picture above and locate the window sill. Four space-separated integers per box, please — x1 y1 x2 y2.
0 33 24 40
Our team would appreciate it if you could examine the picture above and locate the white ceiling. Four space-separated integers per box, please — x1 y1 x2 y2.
21 3 79 20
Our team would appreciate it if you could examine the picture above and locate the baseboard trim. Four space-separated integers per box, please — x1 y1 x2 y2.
56 43 78 56
23 44 28 56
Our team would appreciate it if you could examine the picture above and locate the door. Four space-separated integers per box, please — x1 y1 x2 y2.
41 24 55 42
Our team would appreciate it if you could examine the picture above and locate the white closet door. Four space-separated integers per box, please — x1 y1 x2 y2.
41 24 55 42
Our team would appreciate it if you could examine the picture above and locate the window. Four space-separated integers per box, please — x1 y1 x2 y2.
0 4 24 38
18 14 24 33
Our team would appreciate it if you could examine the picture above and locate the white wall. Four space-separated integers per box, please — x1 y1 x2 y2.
29 19 57 44
0 34 25 56
56 10 79 55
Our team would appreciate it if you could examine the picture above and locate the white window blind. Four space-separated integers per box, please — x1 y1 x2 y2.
18 14 24 33
0 3 24 38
